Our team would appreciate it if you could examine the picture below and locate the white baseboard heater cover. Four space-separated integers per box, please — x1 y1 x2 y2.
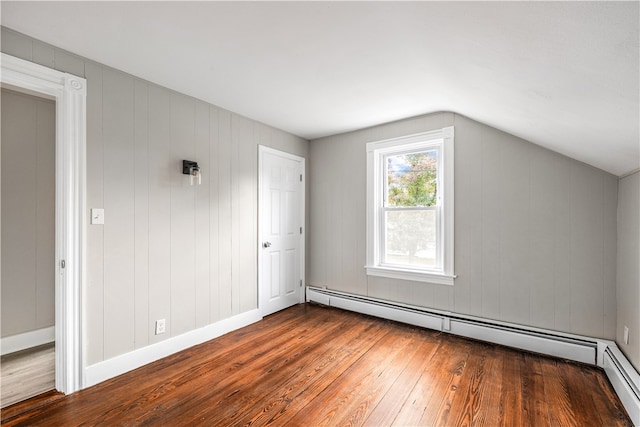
307 286 640 426
603 346 640 426
307 287 640 427
307 287 596 364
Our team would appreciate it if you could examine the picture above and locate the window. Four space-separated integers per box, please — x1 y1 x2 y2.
366 127 455 285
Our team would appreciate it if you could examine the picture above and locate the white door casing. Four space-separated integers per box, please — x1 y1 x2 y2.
1 53 86 394
258 146 305 316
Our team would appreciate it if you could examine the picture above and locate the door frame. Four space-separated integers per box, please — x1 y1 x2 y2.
1 53 86 394
257 145 305 316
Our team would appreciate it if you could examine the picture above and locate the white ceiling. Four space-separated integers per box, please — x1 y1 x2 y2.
2 1 638 176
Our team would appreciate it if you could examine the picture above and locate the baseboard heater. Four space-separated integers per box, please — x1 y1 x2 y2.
306 286 640 426
603 345 640 424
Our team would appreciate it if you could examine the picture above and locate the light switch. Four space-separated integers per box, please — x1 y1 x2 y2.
91 208 104 225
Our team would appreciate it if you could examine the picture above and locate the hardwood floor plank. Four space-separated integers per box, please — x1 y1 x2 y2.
75 305 344 425
282 323 417 426
521 352 552 427
471 343 504 427
447 340 493 427
0 344 55 409
418 338 473 426
332 327 442 426
231 315 387 426
586 366 633 426
179 310 382 425
540 357 579 427
390 336 471 426
362 333 442 426
1 304 632 427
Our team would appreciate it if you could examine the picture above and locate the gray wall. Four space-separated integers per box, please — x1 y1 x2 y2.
1 27 310 365
616 171 640 371
1 89 55 337
310 112 618 340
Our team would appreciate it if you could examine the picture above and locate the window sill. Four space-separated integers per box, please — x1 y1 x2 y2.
365 266 455 286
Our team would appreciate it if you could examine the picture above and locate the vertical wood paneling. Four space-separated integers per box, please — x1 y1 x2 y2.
2 31 310 364
195 101 211 328
335 135 349 292
500 139 530 325
309 139 328 286
309 113 618 340
1 91 38 336
32 41 54 69
102 69 135 359
529 148 556 330
170 95 196 336
0 27 32 61
453 116 483 316
230 114 242 315
571 166 605 337
34 97 56 328
616 172 640 371
553 156 572 333
238 116 257 312
53 50 85 77
329 137 345 291
480 134 502 320
133 80 149 349
602 175 617 338
209 107 221 323
147 85 172 345
217 110 233 319
342 135 365 295
85 62 105 364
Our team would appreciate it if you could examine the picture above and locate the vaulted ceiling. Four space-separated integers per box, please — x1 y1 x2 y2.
2 2 638 175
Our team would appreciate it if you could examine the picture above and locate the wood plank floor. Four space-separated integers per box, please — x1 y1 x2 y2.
0 343 55 408
1 304 632 426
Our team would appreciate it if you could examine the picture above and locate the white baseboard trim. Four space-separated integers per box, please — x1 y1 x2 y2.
83 309 262 389
307 286 640 425
0 326 55 356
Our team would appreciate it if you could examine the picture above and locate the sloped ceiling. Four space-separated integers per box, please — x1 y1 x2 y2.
2 1 638 175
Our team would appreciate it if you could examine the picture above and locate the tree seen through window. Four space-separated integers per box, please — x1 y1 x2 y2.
384 150 438 267
386 151 438 207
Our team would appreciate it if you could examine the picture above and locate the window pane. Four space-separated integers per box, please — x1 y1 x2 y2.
386 150 437 207
384 209 436 267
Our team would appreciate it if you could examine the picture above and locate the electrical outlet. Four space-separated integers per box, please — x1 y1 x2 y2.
624 326 629 345
155 319 166 335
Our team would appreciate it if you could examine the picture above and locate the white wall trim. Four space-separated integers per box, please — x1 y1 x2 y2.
365 127 455 284
0 327 55 356
83 309 262 388
306 286 640 424
1 53 86 394
364 266 455 285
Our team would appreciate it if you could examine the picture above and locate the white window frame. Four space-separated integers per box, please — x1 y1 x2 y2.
365 126 455 286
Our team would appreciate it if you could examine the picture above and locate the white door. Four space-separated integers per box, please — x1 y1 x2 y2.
259 146 305 316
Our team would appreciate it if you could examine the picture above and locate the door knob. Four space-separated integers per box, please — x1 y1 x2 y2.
263 242 272 248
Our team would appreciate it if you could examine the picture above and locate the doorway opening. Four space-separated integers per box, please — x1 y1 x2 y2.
0 53 86 399
0 88 56 407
